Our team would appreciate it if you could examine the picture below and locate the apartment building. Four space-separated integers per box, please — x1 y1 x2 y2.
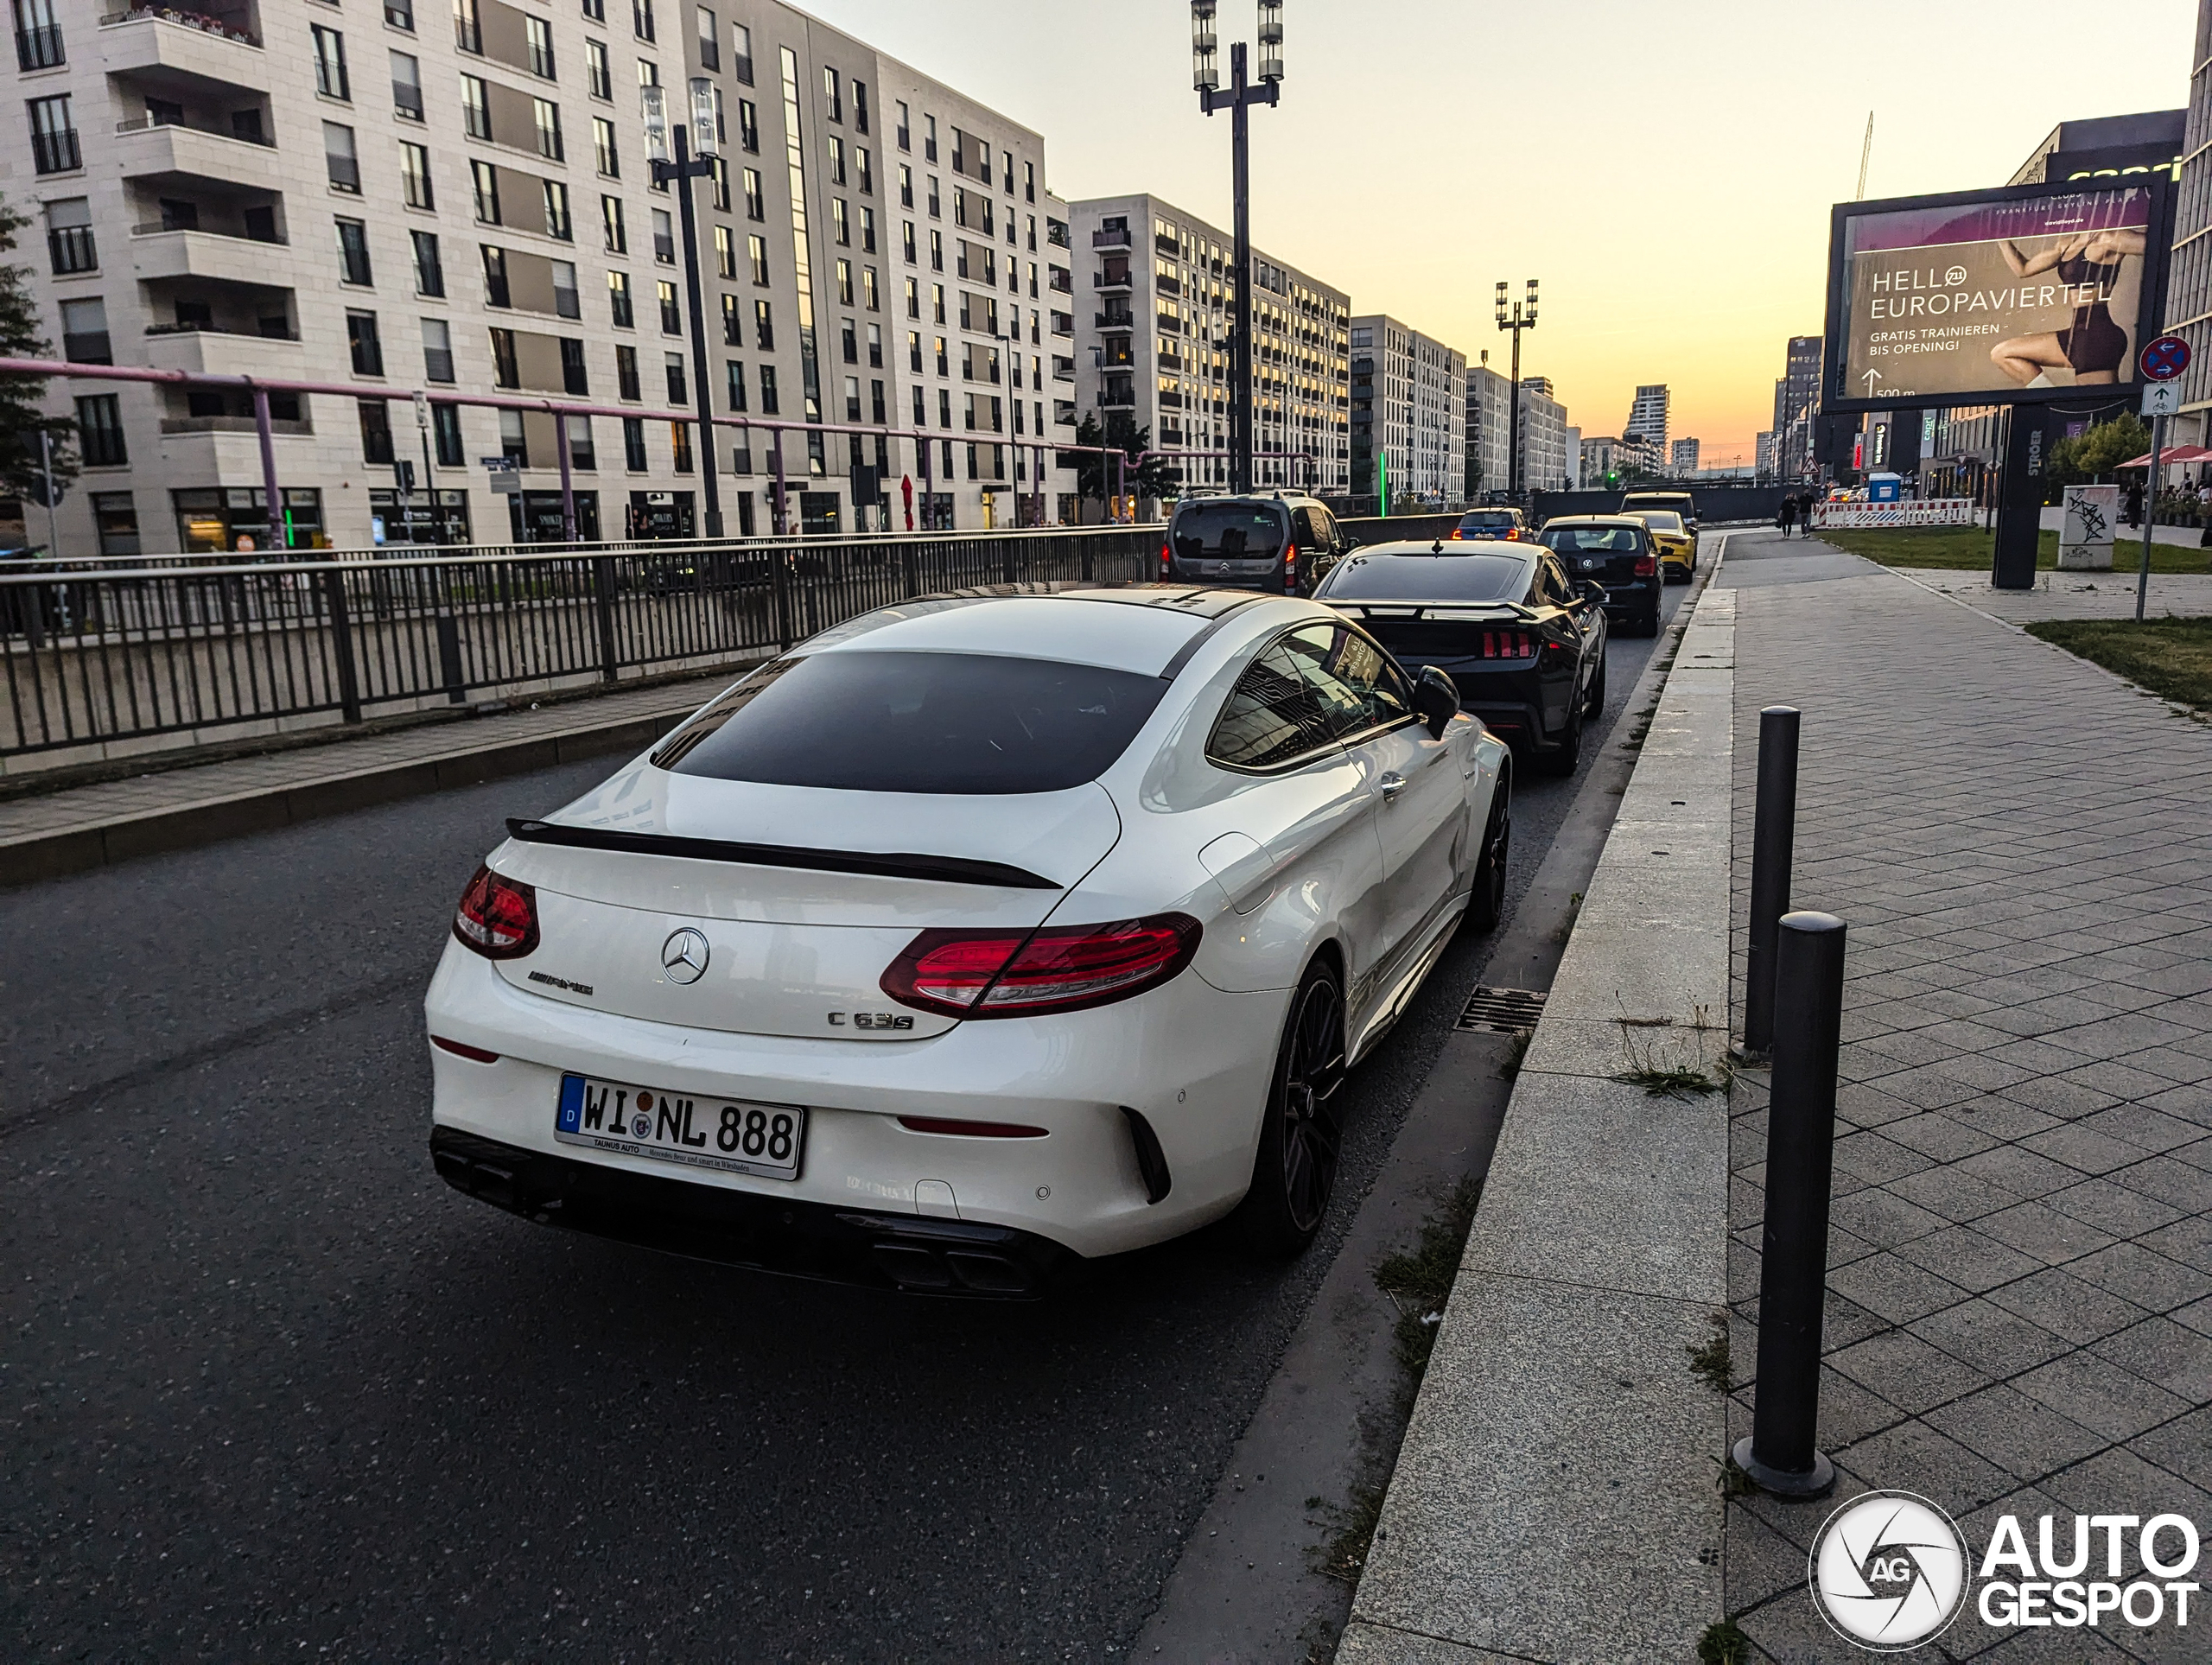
1669 437 1699 476
1065 193 1349 498
1349 312 1463 507
1515 373 1571 495
1580 433 1620 487
1622 382 1669 474
1771 335 1821 481
1464 360 1571 498
8 0 1073 555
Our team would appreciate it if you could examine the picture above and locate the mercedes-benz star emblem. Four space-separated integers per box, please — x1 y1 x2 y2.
660 927 710 985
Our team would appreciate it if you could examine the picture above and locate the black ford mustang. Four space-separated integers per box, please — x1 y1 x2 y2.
1314 538 1608 776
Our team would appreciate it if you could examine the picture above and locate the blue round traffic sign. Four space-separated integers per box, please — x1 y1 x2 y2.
2142 334 2190 381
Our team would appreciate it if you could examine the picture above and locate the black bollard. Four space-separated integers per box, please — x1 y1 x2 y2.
1742 706 1800 1055
1733 909 1847 1499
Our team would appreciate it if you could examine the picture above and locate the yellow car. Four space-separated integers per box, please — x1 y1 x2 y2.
1628 511 1696 582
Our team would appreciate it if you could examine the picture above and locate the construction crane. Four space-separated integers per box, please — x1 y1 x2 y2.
1855 111 1875 200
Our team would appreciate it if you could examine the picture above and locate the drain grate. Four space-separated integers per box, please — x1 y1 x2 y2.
1457 986 1548 1034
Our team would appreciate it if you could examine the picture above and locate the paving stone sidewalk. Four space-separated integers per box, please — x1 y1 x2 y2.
1897 568 2212 626
1720 531 2212 1662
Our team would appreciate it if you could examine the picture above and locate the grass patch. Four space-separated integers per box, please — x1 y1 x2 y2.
2025 617 2212 714
1715 1456 1757 1500
1375 1176 1482 1388
1616 1064 1725 1099
1497 1028 1532 1082
1688 1312 1732 1392
1698 1617 1751 1665
1817 524 2209 574
1313 1483 1384 1586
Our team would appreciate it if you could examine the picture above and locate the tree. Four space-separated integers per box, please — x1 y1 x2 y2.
2045 413 2152 496
0 194 74 506
1061 412 1177 515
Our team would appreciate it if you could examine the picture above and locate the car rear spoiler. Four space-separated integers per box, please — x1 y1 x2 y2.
1324 601 1540 623
504 818 1061 890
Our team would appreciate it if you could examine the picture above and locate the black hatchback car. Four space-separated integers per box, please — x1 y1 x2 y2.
1536 516 1662 637
1161 493 1350 595
1313 538 1608 775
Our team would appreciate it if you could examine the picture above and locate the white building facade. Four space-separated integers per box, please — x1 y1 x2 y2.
1065 193 1348 498
10 0 1077 555
1516 374 1571 494
1349 313 1463 508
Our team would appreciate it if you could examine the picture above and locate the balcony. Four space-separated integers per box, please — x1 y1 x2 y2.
1093 268 1130 293
116 117 280 189
1051 354 1075 382
1091 225 1129 251
1097 385 1135 410
160 412 312 436
100 7 263 93
130 226 293 286
1095 308 1134 330
1050 310 1072 337
144 321 302 374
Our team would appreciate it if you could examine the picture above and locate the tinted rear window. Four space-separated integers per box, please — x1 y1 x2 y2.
652 651 1168 793
1173 502 1287 557
1316 553 1529 601
1541 526 1643 553
1456 512 1518 530
1638 512 1685 532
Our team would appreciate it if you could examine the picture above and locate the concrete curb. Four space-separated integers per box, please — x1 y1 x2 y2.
0 700 695 887
1338 543 1738 1663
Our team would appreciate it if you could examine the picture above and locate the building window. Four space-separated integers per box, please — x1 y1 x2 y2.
27 92 76 173
929 230 943 272
593 115 619 177
346 308 385 375
721 292 741 344
842 374 860 422
927 175 940 217
730 21 753 83
608 270 633 327
896 100 910 150
616 343 640 399
391 50 424 120
832 197 849 246
631 0 652 41
324 123 360 192
400 140 434 208
422 317 455 382
754 298 772 349
724 359 747 411
714 224 735 279
336 217 373 285
709 155 730 211
461 73 491 139
652 207 675 263
90 492 139 557
581 0 604 22
480 243 509 306
738 232 764 286
828 135 847 187
44 196 93 273
759 362 779 414
622 416 647 469
432 400 464 464
560 336 588 394
489 326 519 387
861 206 876 254
841 318 857 365
585 39 611 99
543 181 571 239
359 399 396 464
602 194 626 252
738 97 758 152
498 406 529 467
312 24 350 99
15 0 63 70
823 66 841 123
525 15 555 78
668 404 693 454
454 0 480 51
862 267 878 311
411 228 444 296
743 166 764 220
76 394 125 466
566 414 595 469
694 3 716 68
1024 159 1035 202
553 258 580 317
658 279 680 334
534 97 563 162
60 296 107 364
836 258 853 305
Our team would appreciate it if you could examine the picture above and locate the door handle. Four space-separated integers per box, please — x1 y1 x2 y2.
1377 772 1406 802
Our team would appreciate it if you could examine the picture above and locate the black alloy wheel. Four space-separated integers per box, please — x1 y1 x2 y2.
1532 694 1582 776
1465 769 1512 933
1640 608 1662 638
1237 960 1348 1254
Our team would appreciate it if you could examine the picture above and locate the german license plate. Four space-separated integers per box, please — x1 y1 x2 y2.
554 1073 805 1181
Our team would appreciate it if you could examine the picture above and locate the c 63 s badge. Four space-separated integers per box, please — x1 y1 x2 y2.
829 1012 915 1031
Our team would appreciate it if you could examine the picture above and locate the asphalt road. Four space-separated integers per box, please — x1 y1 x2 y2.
2 574 1692 1662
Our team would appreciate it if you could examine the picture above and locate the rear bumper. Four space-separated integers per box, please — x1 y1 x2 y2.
1166 564 1290 594
1598 581 1659 616
431 1125 1074 1297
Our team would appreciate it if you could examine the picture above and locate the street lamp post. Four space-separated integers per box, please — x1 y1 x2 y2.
644 82 724 539
1194 1 1282 498
1496 277 1537 501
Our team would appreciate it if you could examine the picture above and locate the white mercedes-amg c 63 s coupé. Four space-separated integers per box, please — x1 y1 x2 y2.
425 585 1511 1295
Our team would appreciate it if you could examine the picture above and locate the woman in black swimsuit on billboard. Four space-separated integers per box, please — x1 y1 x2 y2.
1988 227 2146 385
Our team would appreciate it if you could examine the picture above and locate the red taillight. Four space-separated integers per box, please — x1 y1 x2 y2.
453 863 540 959
431 1035 500 1062
1633 555 1657 577
1449 528 1464 540
1481 629 1535 660
882 913 1202 1018
1283 541 1297 585
1160 539 1173 576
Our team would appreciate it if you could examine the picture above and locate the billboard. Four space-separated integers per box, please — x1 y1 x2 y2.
1824 179 2171 414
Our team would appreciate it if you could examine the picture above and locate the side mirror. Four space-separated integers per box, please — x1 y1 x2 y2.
1580 579 1606 605
1414 664 1459 739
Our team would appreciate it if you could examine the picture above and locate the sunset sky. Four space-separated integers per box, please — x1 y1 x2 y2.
798 0 2196 466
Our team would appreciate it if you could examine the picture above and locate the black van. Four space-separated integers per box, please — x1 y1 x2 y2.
1161 493 1350 594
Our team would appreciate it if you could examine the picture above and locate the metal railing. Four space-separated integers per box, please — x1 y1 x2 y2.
0 527 1164 758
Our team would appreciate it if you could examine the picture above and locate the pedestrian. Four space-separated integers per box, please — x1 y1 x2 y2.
2199 480 2212 547
2125 480 2144 529
1777 494 1797 538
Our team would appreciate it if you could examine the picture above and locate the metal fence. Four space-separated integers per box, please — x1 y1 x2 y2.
0 526 1163 759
